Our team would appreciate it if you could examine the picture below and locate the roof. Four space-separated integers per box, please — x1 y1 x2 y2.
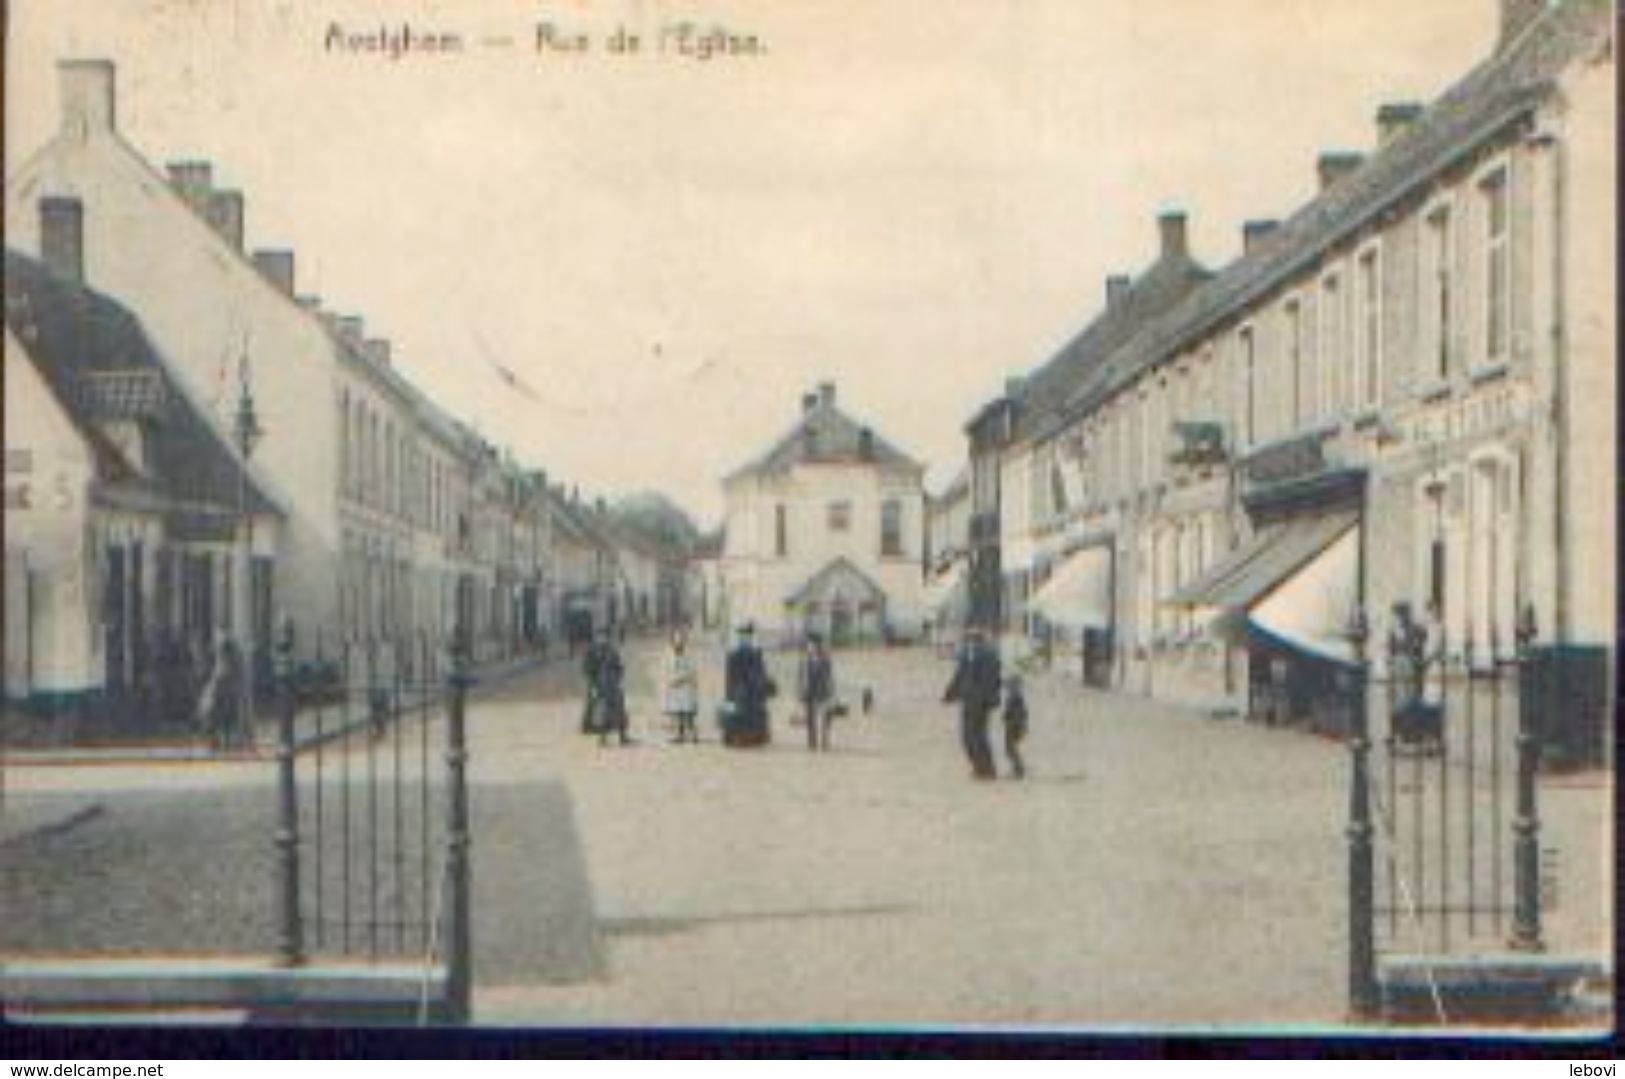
1060 0 1611 424
544 489 600 548
727 392 924 482
1014 246 1212 441
784 556 887 606
930 465 970 504
4 249 279 518
691 528 725 559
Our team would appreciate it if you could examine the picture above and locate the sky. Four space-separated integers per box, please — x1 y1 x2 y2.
5 0 1495 525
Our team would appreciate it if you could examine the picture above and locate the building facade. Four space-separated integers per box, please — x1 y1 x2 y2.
4 250 279 718
5 59 638 687
720 383 927 646
968 0 1615 719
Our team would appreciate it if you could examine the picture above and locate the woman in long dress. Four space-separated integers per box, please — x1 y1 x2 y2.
663 630 700 743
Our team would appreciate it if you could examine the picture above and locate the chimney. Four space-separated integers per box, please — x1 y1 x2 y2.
817 381 835 407
252 249 296 295
166 161 214 214
801 392 818 414
1105 275 1131 309
335 316 364 347
204 190 245 250
1157 210 1188 260
1242 219 1280 255
1498 0 1546 51
59 60 116 135
39 198 85 283
1376 102 1423 147
363 338 392 367
1317 152 1365 191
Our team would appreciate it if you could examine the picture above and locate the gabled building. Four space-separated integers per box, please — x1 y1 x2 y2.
720 383 926 646
4 249 279 719
965 211 1212 656
544 487 620 649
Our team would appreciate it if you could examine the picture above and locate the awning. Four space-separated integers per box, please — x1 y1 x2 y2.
1247 524 1359 664
1029 544 1112 630
1166 510 1359 664
1168 511 1356 609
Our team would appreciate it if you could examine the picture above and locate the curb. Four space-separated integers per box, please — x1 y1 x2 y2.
0 804 106 849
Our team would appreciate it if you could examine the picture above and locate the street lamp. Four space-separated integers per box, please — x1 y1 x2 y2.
234 359 264 750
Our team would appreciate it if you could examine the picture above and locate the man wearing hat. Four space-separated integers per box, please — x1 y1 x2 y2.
723 621 774 747
795 632 836 751
582 624 632 746
942 624 1001 780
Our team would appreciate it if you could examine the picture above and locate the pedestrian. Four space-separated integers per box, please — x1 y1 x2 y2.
796 632 835 751
199 634 243 750
580 625 611 735
942 625 1000 780
593 630 632 747
722 621 774 747
1001 674 1029 780
664 629 700 744
1416 600 1447 751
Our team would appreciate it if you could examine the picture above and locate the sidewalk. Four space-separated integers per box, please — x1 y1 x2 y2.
2 650 550 767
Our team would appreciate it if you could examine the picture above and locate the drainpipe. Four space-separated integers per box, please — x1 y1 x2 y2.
1547 126 1570 644
1523 119 1569 645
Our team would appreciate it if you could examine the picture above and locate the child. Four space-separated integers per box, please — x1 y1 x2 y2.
1001 675 1029 780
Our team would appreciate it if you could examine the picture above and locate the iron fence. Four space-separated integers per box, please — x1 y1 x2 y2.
1345 611 1546 1019
271 624 473 1023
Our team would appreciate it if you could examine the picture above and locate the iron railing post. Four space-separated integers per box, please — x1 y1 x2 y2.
274 616 305 967
444 627 475 1023
1346 608 1377 1019
1509 605 1544 952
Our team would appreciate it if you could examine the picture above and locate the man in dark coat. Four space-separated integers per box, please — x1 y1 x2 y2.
943 625 1000 780
593 636 632 747
723 622 773 747
581 626 613 735
796 633 835 751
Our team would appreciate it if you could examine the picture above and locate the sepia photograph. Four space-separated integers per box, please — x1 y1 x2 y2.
0 0 1616 1047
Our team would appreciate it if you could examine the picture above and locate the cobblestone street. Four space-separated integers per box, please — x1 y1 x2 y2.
462 638 1607 1028
3 638 1609 1030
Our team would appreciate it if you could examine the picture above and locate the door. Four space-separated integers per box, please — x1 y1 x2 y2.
830 599 854 648
104 546 127 702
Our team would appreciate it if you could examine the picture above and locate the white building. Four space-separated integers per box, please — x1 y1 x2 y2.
4 249 278 717
970 0 1616 724
3 60 515 666
720 383 926 646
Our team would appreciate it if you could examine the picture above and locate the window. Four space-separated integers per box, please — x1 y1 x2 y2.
39 197 85 282
774 504 788 557
338 391 351 496
368 413 380 507
1320 273 1343 417
881 499 904 557
1423 204 1454 381
1283 299 1304 431
1238 327 1257 446
1480 168 1510 363
1356 248 1382 408
827 500 851 532
1136 392 1151 486
384 423 396 516
1049 462 1069 515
